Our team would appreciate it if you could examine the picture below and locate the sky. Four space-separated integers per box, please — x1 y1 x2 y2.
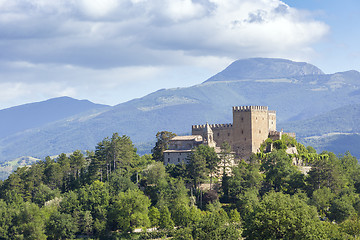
0 0 359 109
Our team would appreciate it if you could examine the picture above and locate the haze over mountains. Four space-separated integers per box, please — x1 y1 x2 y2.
0 58 359 168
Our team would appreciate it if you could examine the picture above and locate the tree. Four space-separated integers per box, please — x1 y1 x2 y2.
108 170 137 195
187 147 208 190
228 160 262 201
311 187 335 217
148 206 160 228
143 162 167 186
329 194 356 223
69 150 86 188
243 191 327 239
107 189 151 232
45 211 78 240
13 202 47 240
306 152 346 195
197 145 220 189
192 209 241 240
261 150 305 194
219 142 232 176
159 206 174 230
152 131 176 162
340 216 360 239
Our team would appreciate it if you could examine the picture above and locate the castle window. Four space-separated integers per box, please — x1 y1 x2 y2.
241 117 243 121
178 158 180 162
241 130 244 134
259 130 261 134
217 133 220 137
179 153 181 155
168 158 170 162
228 133 230 136
244 138 246 141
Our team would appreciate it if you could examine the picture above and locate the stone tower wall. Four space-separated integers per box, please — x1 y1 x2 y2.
268 110 276 132
250 107 270 153
232 106 253 157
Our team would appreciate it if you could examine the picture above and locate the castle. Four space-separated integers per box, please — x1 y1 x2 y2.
164 106 295 165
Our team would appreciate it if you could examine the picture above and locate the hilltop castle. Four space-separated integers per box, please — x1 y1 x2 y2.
164 106 295 165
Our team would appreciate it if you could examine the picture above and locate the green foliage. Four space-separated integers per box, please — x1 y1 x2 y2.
329 194 357 223
1 132 360 239
311 187 335 217
45 211 78 240
261 150 305 194
191 209 241 240
340 216 360 239
281 134 297 147
148 206 160 227
152 131 176 162
227 160 262 205
260 138 273 153
108 189 151 232
228 209 241 224
244 191 325 239
186 147 208 190
306 153 346 195
143 162 167 186
13 202 47 240
159 206 174 230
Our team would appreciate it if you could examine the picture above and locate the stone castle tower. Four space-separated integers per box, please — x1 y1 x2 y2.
192 106 277 158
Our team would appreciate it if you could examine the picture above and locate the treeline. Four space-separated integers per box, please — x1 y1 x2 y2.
0 132 360 239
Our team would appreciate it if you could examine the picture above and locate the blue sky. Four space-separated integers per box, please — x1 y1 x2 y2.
0 0 358 109
282 0 360 73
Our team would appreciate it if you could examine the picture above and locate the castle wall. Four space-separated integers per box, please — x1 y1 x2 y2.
192 124 233 147
164 150 190 165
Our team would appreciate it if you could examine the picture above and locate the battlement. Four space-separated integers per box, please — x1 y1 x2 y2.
192 123 233 130
232 106 269 112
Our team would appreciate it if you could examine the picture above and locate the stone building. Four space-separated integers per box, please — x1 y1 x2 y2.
164 123 218 165
164 105 294 164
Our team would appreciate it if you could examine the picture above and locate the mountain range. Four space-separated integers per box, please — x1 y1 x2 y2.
0 58 359 173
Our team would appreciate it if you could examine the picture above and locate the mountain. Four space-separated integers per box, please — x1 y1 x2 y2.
205 58 324 82
279 104 360 138
278 104 360 157
0 96 110 139
0 58 359 165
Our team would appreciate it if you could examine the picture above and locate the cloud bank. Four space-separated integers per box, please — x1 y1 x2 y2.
0 0 329 108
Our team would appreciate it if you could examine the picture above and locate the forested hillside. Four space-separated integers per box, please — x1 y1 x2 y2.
1 133 360 239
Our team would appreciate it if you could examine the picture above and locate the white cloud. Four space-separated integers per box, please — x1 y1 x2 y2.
0 0 330 108
77 0 120 18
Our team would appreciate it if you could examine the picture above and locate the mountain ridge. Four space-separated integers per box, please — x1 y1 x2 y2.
0 58 359 165
205 58 325 83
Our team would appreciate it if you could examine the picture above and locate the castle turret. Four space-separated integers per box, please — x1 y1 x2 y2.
203 122 216 148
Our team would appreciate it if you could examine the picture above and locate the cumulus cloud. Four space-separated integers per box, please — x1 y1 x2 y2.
0 0 329 108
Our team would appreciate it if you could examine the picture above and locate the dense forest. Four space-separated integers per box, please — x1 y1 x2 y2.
0 132 360 239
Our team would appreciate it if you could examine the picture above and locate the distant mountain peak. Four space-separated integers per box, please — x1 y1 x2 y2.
205 58 324 83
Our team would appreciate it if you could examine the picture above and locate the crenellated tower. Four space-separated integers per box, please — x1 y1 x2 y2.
232 106 274 157
192 105 278 159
